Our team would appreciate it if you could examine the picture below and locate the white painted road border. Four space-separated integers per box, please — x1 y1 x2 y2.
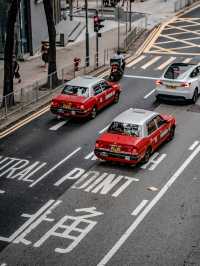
97 144 200 266
29 147 81 187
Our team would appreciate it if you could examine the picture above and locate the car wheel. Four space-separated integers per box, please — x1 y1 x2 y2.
91 107 97 119
141 147 152 164
192 88 198 104
113 92 120 103
168 126 175 141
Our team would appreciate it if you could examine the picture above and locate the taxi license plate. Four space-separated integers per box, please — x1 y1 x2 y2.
111 146 121 153
63 103 71 109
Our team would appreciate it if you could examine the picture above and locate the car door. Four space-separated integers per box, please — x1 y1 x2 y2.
153 115 169 145
93 83 105 110
100 81 115 106
146 118 160 150
190 67 200 89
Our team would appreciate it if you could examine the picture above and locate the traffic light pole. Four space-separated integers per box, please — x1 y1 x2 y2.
96 32 99 68
85 0 90 66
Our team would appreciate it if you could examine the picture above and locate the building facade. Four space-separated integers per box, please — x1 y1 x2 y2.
0 0 61 59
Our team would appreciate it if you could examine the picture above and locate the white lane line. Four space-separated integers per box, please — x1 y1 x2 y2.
84 151 97 160
97 144 200 266
157 57 176 70
49 120 68 131
123 74 158 80
0 263 7 266
189 140 199 151
99 125 109 134
0 190 5 194
131 200 149 216
126 55 146 68
29 147 81 187
182 57 192 63
141 56 161 70
144 89 156 99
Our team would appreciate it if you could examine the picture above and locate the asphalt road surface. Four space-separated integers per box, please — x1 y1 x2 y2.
1 9 200 266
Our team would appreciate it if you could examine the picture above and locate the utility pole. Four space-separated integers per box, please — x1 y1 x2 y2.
85 0 90 66
129 0 132 32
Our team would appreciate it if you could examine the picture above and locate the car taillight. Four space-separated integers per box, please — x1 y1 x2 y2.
181 82 191 88
131 148 138 155
80 104 85 110
51 100 59 107
155 80 163 86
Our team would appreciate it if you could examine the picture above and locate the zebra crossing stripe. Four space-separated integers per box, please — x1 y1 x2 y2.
182 58 192 63
126 55 146 68
141 56 161 70
157 57 176 70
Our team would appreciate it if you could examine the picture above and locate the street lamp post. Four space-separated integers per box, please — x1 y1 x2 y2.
129 0 132 32
85 0 90 66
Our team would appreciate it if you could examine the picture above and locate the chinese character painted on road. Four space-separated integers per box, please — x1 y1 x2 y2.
34 207 103 253
0 200 103 254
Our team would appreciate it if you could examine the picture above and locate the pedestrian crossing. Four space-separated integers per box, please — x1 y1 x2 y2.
126 54 200 71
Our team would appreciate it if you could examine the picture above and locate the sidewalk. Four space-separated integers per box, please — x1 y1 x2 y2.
0 0 198 133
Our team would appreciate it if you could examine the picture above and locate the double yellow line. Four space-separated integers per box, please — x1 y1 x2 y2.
0 105 49 139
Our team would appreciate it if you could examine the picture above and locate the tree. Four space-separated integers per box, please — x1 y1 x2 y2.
3 0 21 106
3 0 21 105
43 0 58 88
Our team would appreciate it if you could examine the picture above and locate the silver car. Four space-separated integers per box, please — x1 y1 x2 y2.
154 62 200 103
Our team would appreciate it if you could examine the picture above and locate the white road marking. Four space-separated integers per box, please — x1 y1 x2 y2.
99 125 109 134
144 89 156 99
0 263 7 266
49 120 69 131
189 140 199 151
97 144 200 266
126 55 146 68
141 56 161 70
140 152 167 171
182 57 192 63
131 200 148 216
29 147 81 187
157 57 176 70
123 74 158 80
84 152 97 160
0 190 5 194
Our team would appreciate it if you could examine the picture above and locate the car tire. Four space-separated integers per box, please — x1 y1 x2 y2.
168 126 175 141
192 88 198 104
113 92 120 104
91 107 97 119
141 147 152 164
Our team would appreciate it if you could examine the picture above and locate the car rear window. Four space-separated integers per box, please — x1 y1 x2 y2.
108 122 140 137
164 63 192 79
62 85 89 97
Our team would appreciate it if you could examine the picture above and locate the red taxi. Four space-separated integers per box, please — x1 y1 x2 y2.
94 108 176 164
50 76 121 119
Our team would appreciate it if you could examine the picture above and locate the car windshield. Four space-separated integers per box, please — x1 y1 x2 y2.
164 63 192 79
62 85 89 97
108 122 140 137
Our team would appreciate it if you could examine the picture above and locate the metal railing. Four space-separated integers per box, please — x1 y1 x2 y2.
0 48 115 121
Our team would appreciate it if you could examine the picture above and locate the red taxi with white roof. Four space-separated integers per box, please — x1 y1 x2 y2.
50 76 121 119
94 108 176 164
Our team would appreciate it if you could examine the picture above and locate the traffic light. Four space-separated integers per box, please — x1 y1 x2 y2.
98 18 104 31
93 15 99 32
93 16 104 33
